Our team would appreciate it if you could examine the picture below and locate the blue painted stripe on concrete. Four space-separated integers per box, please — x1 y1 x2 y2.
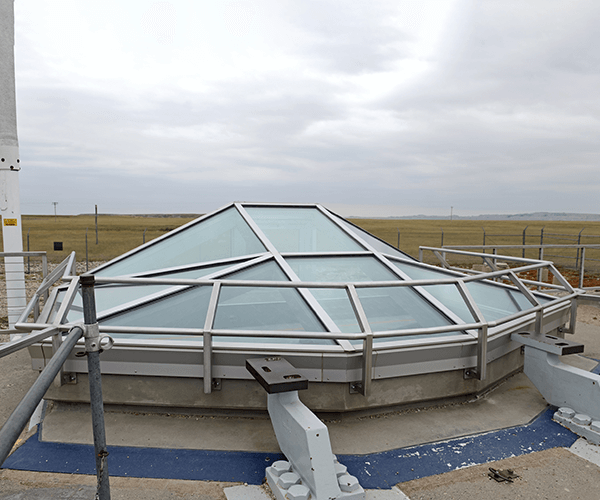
339 406 578 489
2 406 577 489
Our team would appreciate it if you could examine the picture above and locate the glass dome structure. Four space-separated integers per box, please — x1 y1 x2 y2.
26 203 573 412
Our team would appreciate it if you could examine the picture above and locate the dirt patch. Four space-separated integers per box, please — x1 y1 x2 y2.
400 447 600 500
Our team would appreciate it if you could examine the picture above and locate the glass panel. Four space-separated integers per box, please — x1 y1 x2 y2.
53 285 173 324
223 260 288 281
356 286 457 342
245 206 364 253
310 288 361 333
332 214 415 259
287 256 399 282
394 260 544 322
214 285 329 344
95 207 266 276
465 281 529 322
146 262 235 279
391 261 456 281
391 261 474 322
101 286 213 331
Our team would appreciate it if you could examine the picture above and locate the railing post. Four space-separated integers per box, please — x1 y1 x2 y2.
579 247 586 289
80 274 111 500
477 324 488 380
362 332 373 397
42 254 48 302
203 332 212 394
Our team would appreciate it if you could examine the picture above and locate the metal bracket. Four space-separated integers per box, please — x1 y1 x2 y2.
82 323 113 353
247 357 365 500
61 372 78 385
512 332 600 422
349 382 363 394
463 368 480 380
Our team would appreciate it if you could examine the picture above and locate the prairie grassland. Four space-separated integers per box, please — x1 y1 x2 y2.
1 215 599 274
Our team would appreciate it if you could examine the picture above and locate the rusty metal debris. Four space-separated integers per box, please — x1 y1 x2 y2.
488 467 519 483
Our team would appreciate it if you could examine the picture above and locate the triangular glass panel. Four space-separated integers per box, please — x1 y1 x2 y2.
330 213 415 259
100 286 213 336
309 288 360 333
143 262 238 279
287 255 399 282
49 284 173 324
95 207 266 276
245 206 364 252
356 286 457 342
222 260 289 281
214 285 326 334
392 261 475 323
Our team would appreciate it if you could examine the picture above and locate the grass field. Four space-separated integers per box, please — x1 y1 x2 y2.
0 214 598 276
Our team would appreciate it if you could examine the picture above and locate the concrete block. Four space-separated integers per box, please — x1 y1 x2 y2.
554 410 600 445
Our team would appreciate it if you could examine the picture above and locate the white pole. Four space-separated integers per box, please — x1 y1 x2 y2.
0 0 26 333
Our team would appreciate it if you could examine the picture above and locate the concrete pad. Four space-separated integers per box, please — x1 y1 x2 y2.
399 447 600 500
561 353 599 371
572 323 600 360
366 487 410 499
570 438 600 467
0 470 236 499
223 485 272 500
40 371 548 455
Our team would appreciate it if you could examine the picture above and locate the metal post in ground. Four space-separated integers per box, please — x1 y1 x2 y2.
575 229 585 269
80 274 111 500
522 226 528 258
482 228 486 253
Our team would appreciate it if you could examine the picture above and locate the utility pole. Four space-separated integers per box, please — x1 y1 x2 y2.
450 206 453 221
52 201 58 221
95 204 98 244
0 0 27 331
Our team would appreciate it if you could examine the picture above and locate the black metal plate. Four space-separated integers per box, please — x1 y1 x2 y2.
246 357 308 394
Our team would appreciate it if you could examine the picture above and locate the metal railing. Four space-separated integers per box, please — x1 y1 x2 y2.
0 251 49 333
17 251 580 394
0 274 111 499
434 244 600 289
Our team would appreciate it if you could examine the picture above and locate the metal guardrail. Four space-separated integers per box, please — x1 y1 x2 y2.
0 274 111 499
16 249 580 394
436 244 600 289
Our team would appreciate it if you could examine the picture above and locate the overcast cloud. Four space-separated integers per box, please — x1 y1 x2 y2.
11 0 600 217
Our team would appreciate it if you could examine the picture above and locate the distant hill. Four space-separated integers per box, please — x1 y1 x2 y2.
354 212 600 221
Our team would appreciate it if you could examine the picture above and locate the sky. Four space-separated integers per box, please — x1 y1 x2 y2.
10 0 600 217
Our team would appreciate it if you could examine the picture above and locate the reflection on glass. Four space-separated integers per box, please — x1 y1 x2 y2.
287 256 398 282
391 261 474 322
310 288 361 333
96 207 265 276
146 263 235 279
223 260 288 281
246 206 364 252
214 285 330 344
356 286 457 343
333 215 414 259
101 286 213 330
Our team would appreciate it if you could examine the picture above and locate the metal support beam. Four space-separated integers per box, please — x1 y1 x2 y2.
512 333 600 421
81 274 111 500
248 357 365 500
